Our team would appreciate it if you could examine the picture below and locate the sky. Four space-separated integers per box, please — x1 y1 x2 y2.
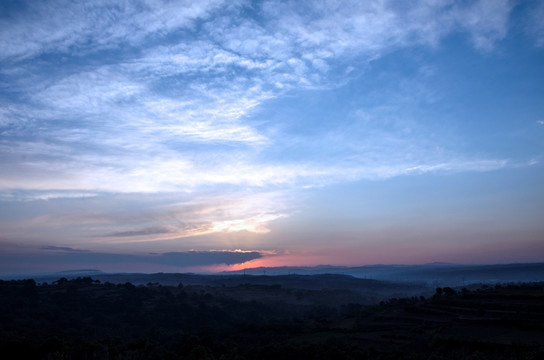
1 0 543 275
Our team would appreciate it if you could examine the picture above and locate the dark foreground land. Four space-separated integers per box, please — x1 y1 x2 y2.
1 276 543 359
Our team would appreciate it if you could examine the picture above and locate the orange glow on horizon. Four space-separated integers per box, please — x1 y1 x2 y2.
189 252 335 273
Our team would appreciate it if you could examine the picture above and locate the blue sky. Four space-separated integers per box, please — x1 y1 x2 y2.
1 0 543 274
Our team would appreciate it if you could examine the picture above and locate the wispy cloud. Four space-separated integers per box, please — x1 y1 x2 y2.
0 0 227 61
0 189 291 247
1 0 518 196
527 0 544 47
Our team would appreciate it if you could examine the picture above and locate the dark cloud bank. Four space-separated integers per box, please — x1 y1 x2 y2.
2 248 262 273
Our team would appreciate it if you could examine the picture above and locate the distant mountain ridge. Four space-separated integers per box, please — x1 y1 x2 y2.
222 262 544 285
3 262 543 288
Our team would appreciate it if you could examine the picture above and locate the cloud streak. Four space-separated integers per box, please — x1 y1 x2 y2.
41 246 90 252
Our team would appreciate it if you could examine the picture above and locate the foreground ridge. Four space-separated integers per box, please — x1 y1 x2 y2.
1 277 543 359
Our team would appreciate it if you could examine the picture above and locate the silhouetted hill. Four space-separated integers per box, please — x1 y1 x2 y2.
9 272 431 303
4 263 542 288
